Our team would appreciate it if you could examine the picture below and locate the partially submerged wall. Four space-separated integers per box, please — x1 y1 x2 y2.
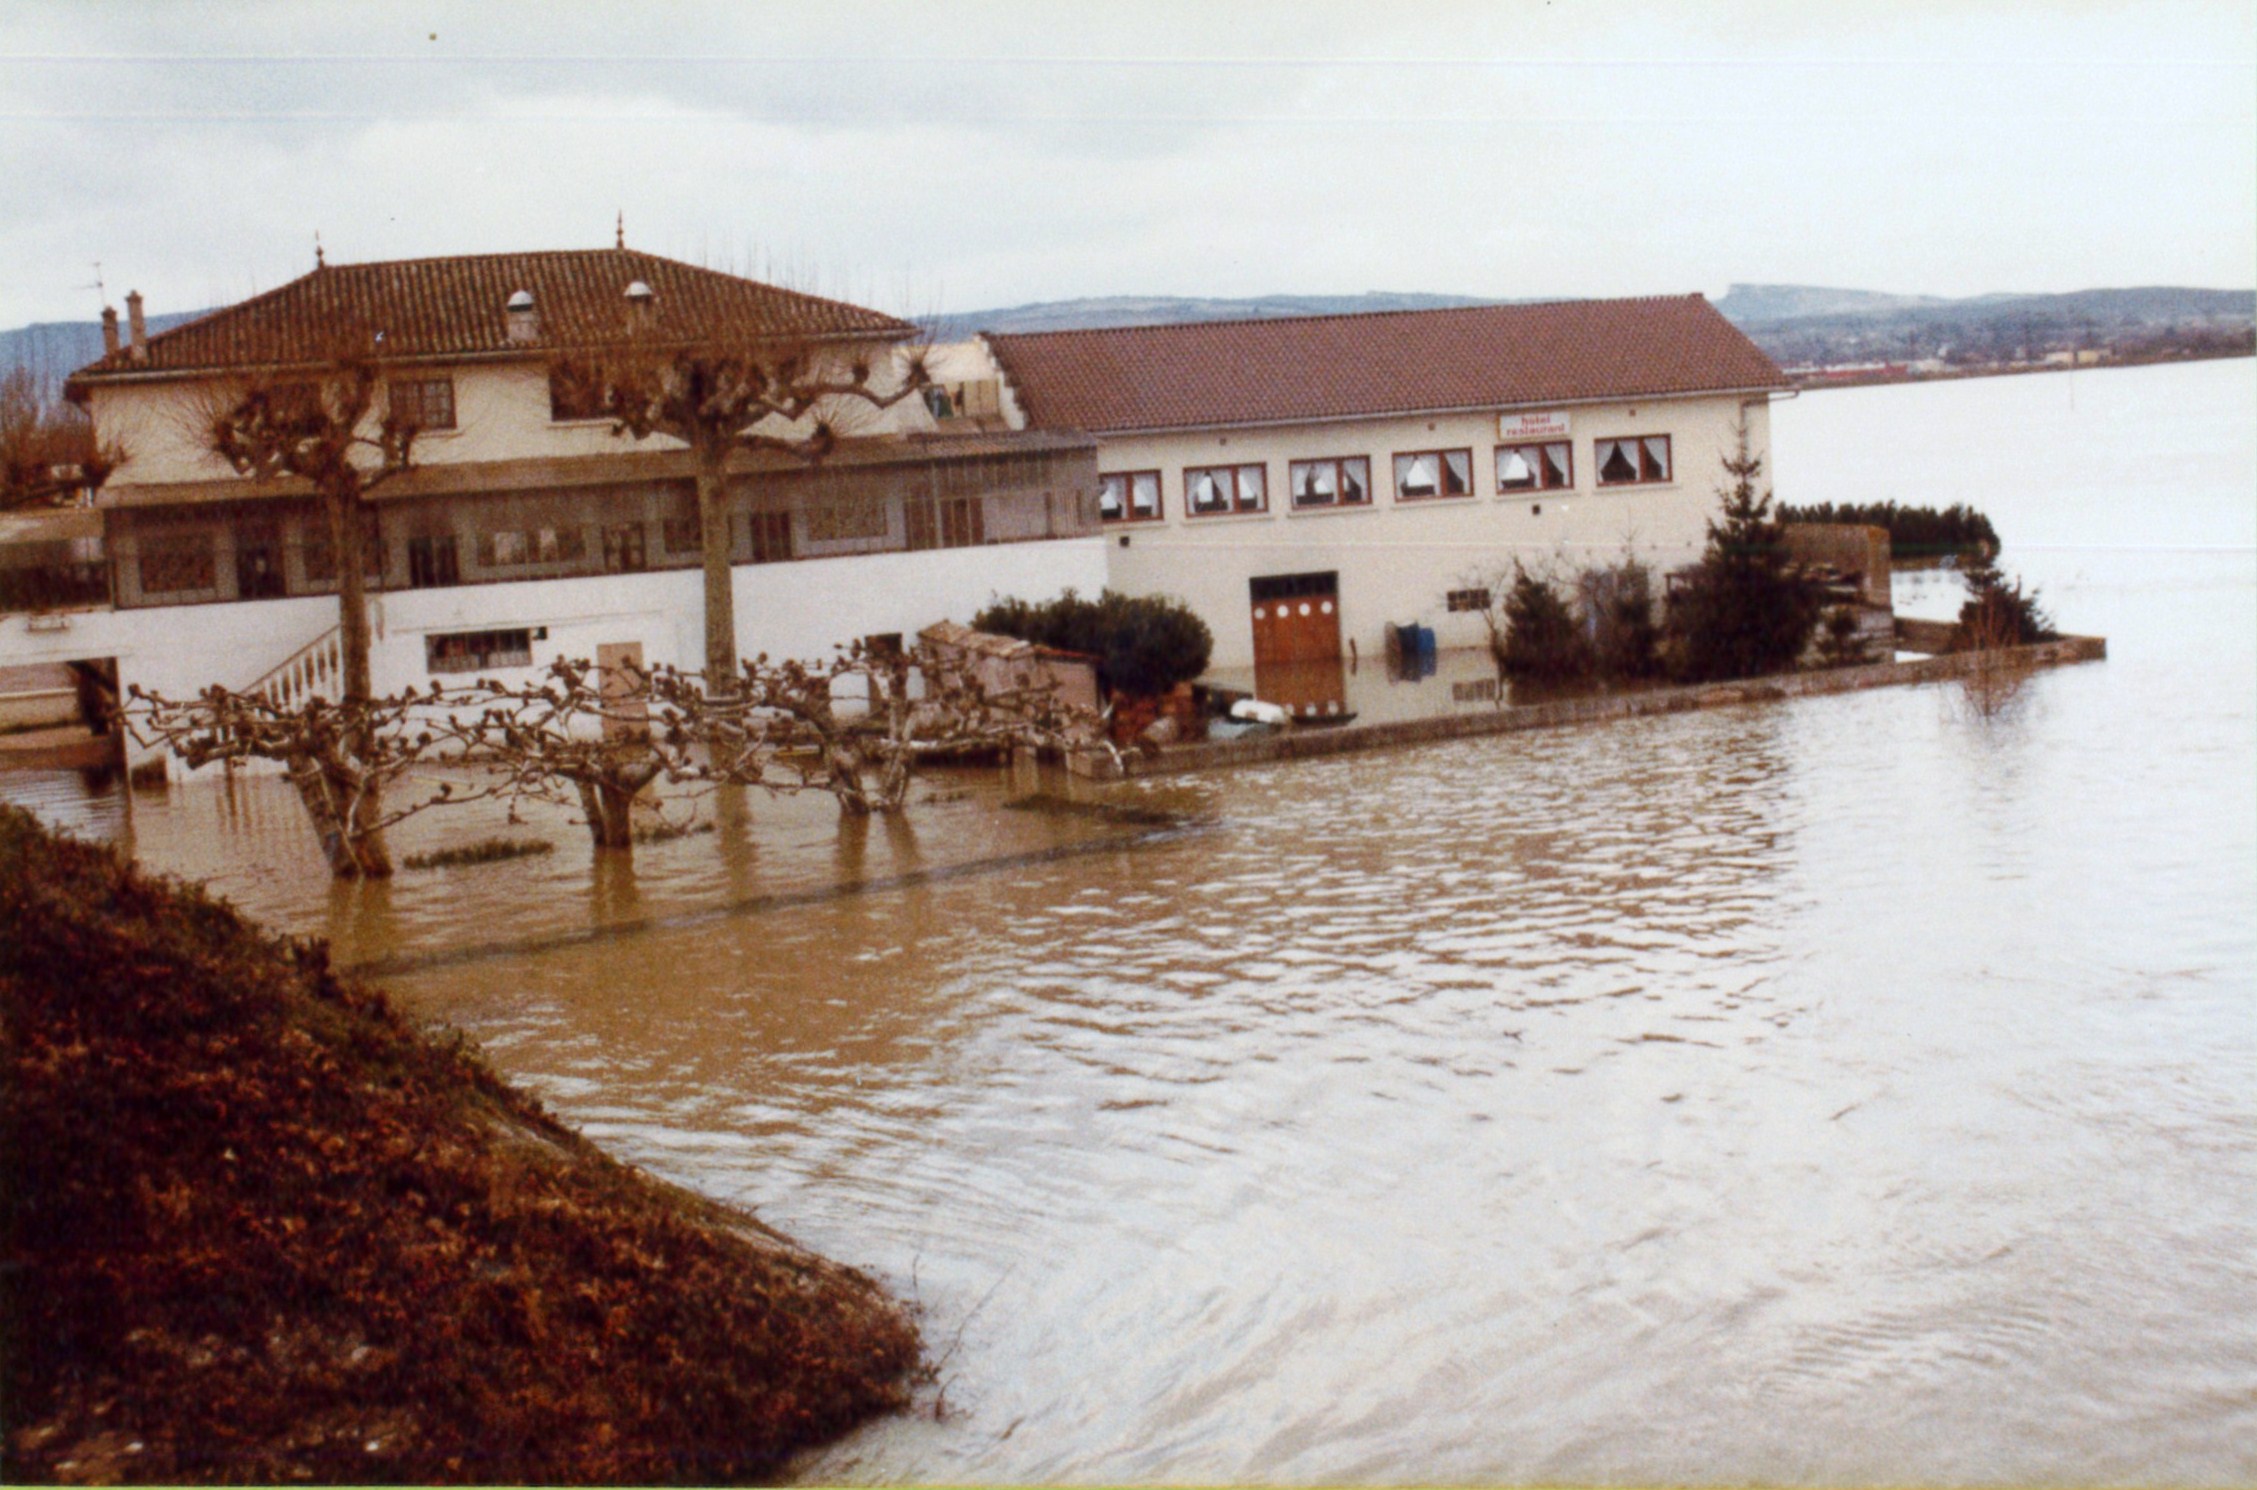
1075 634 2107 778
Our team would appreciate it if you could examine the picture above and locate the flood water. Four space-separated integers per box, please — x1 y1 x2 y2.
7 359 2254 1483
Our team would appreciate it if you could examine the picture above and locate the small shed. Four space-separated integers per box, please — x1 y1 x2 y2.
917 621 1101 714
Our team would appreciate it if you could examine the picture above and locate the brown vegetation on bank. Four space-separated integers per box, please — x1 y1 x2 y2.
0 805 918 1484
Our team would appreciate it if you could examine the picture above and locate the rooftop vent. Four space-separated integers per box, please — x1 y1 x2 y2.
505 288 538 344
624 279 655 333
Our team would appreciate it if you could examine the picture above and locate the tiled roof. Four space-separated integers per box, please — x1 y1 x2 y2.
70 249 912 384
984 296 1790 433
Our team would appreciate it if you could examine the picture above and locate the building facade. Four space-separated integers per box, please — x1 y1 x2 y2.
977 297 1794 680
0 249 1106 766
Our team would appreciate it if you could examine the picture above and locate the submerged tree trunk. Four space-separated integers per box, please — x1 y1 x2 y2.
286 751 391 879
694 436 738 692
575 760 661 850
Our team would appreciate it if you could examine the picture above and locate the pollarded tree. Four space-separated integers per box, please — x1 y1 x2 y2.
438 659 676 852
125 683 473 878
556 289 930 688
200 336 428 708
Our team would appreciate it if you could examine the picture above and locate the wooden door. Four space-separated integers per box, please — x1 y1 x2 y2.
1250 572 1342 666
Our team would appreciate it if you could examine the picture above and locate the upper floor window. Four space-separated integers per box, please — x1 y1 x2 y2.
1497 441 1573 492
1185 463 1267 517
1596 435 1672 486
1098 471 1162 523
1393 449 1472 501
388 377 457 432
548 362 608 422
1289 456 1371 509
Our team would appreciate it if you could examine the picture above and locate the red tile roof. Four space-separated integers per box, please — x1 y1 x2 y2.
69 249 912 384
984 296 1789 433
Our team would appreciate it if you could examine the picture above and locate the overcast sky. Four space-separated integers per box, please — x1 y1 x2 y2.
3 0 2251 328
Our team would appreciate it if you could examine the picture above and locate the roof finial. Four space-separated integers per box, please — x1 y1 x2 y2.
615 211 625 250
314 230 325 268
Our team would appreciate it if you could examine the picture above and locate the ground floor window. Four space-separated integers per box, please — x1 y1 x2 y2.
426 627 533 675
1288 456 1371 509
1098 471 1163 523
480 526 584 568
1446 587 1492 612
1185 463 1267 517
738 510 795 564
1497 441 1573 492
602 522 647 573
137 533 216 596
1393 449 1472 501
303 514 383 584
408 534 461 588
1596 434 1671 486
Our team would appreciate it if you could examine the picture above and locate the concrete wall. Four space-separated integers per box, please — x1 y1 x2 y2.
1077 393 1773 669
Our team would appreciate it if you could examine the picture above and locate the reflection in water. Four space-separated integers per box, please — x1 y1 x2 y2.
3 362 2253 1483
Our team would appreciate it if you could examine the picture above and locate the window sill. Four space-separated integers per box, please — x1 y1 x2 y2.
1184 509 1275 525
1286 503 1379 519
1100 517 1167 528
1393 492 1477 505
1593 481 1678 493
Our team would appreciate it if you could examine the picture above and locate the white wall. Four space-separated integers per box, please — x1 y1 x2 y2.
1 535 1106 774
1086 394 1775 669
88 343 939 488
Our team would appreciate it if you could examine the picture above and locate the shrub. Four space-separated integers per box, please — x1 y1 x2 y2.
1668 426 1824 682
1575 558 1663 680
1815 604 1875 668
401 836 555 871
1777 499 2000 558
973 588 1212 697
1496 564 1593 682
1956 557 2053 647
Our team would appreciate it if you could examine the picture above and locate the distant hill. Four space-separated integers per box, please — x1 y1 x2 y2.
1712 285 1952 322
922 291 1503 342
2 309 212 395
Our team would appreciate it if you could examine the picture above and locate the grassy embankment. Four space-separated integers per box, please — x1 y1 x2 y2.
0 805 917 1484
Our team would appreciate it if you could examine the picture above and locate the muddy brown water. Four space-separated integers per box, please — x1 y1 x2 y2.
7 360 2253 1483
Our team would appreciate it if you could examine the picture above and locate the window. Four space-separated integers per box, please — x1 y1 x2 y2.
806 497 888 544
740 510 794 564
1097 471 1162 523
1393 449 1473 501
407 534 460 589
388 377 457 432
234 524 286 599
601 522 647 573
1446 587 1493 613
1288 456 1371 509
1496 441 1573 492
548 361 607 422
426 627 533 675
662 514 703 555
302 514 383 584
1596 434 1672 486
1184 463 1267 517
907 494 986 549
137 532 216 595
479 526 585 567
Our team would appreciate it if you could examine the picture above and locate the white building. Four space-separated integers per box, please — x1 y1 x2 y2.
972 297 1794 692
0 249 1107 769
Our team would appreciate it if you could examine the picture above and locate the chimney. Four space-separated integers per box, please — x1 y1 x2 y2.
125 290 148 362
100 306 120 357
624 279 655 333
505 288 538 344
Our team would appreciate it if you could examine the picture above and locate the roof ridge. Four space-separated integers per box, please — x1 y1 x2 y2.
984 292 1708 342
